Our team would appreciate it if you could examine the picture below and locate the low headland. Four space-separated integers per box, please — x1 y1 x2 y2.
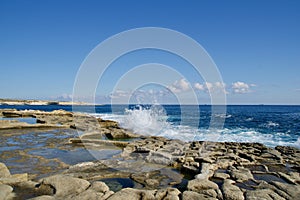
0 98 94 106
0 108 299 200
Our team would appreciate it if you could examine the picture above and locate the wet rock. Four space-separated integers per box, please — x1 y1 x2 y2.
69 138 128 148
145 179 160 188
222 179 244 200
130 171 165 188
0 163 10 178
39 175 90 197
0 184 13 200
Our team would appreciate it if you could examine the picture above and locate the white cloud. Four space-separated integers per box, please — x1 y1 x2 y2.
167 79 190 93
194 81 227 94
231 81 254 94
110 90 130 99
194 83 205 91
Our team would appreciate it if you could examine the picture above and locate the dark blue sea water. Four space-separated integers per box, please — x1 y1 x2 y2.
1 104 299 148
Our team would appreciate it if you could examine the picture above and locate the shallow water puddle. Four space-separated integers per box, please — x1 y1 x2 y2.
0 128 122 180
99 178 138 192
235 180 258 190
253 173 287 183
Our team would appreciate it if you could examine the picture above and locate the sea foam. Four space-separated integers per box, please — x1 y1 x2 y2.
94 106 300 148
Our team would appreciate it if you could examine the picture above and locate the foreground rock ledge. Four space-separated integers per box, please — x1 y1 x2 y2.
0 109 299 199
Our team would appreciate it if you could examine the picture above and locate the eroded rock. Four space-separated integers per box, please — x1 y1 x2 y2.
222 179 244 200
38 175 90 197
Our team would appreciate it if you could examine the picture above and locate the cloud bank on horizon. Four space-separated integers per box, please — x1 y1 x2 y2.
53 79 257 105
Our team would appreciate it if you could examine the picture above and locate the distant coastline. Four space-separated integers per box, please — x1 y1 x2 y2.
0 98 96 106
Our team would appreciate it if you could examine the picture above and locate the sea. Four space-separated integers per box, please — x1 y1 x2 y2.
1 104 300 148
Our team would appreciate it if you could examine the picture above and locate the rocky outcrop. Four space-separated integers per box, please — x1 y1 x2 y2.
0 109 140 147
0 119 69 130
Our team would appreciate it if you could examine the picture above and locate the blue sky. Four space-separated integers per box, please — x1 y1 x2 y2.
0 0 299 104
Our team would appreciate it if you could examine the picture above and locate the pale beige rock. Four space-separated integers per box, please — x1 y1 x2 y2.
0 173 28 185
182 191 218 200
222 179 244 200
0 163 10 178
90 181 110 193
270 181 300 200
39 175 90 197
107 188 155 200
245 189 285 200
187 178 219 192
29 196 56 200
213 172 230 180
0 184 13 200
229 167 253 182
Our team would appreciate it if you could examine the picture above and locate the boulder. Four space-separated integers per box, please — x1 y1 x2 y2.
39 175 90 197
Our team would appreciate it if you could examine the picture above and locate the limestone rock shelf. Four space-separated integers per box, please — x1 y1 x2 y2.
0 109 299 200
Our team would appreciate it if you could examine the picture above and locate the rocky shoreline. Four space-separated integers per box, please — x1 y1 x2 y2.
0 109 299 200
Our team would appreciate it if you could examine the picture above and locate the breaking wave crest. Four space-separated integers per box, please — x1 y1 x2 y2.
94 106 300 148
